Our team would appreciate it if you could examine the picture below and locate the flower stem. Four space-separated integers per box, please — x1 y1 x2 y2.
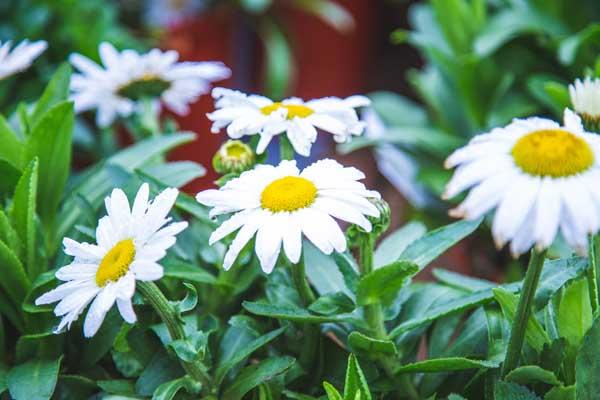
358 235 418 400
290 257 318 369
588 235 600 315
279 134 295 161
501 248 547 377
138 281 212 391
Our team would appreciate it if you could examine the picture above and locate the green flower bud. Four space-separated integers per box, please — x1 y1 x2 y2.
346 198 391 246
213 140 255 175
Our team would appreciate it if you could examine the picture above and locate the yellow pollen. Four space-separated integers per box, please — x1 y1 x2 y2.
260 176 317 212
95 239 136 287
225 141 249 158
260 102 314 119
511 129 594 177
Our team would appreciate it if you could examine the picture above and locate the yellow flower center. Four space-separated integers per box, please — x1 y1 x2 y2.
225 141 250 158
260 176 317 212
95 239 136 287
511 129 594 177
260 102 314 119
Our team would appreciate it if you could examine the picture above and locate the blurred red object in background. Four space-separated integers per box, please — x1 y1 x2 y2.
163 0 375 194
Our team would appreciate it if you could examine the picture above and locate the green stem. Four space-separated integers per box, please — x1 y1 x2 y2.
138 281 212 391
501 248 547 377
290 257 318 369
358 235 418 400
279 134 295 161
588 234 600 316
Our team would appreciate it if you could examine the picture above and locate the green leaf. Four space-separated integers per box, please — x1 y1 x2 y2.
239 0 272 13
494 381 541 400
433 268 494 292
139 161 205 189
505 365 561 386
576 316 600 400
398 218 481 271
0 238 30 306
167 331 208 363
544 385 575 400
0 115 23 169
10 158 38 279
96 379 136 395
394 357 498 374
259 21 291 99
347 332 397 356
308 292 355 315
30 64 71 127
221 356 295 400
215 326 286 386
323 382 343 400
7 357 61 400
356 261 418 306
558 23 600 65
374 222 427 268
493 288 549 352
0 160 21 195
304 241 353 296
135 350 184 397
152 376 194 400
557 278 592 348
23 101 73 232
242 301 363 326
343 354 371 400
163 259 217 285
292 0 354 32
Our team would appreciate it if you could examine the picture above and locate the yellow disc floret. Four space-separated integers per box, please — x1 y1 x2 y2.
95 239 136 287
260 102 314 119
261 176 318 212
511 129 594 177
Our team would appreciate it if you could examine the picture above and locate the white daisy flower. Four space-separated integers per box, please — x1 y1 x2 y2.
0 39 47 80
196 159 380 273
36 183 188 337
569 77 600 126
206 88 370 157
444 109 600 256
70 42 230 127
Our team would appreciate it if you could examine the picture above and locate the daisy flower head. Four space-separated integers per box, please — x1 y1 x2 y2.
207 88 370 157
70 42 230 127
444 109 600 257
36 183 188 337
196 159 380 273
0 39 47 80
569 77 600 130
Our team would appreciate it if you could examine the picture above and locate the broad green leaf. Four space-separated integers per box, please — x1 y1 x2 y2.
10 159 38 279
558 23 600 65
369 91 428 127
173 283 198 314
0 115 23 169
139 161 205 189
493 288 550 352
356 261 418 305
30 64 71 127
323 382 343 400
152 376 192 400
557 278 592 348
96 379 136 395
505 365 561 386
398 218 482 271
304 241 352 296
7 357 61 400
575 316 600 400
433 268 494 292
167 331 208 363
394 357 498 374
308 292 355 315
347 332 397 356
0 239 30 305
80 311 123 369
544 385 575 400
221 356 295 400
344 354 371 400
448 395 467 400
494 381 541 400
215 326 286 386
163 259 217 285
57 133 195 244
24 101 73 232
0 160 21 195
259 20 291 99
242 301 363 326
135 350 184 397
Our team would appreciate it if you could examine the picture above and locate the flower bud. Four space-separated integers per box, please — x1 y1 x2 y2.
213 140 255 175
346 198 390 246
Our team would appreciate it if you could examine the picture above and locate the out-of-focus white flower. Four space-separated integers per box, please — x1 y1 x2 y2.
444 109 600 256
569 77 600 128
364 108 430 208
36 184 187 337
0 40 47 80
207 88 370 157
70 42 230 127
196 159 380 273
